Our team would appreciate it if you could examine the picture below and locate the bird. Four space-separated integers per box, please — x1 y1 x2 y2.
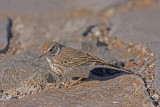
39 41 132 87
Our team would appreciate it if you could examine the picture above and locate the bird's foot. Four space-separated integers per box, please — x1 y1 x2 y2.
55 75 73 88
67 77 84 87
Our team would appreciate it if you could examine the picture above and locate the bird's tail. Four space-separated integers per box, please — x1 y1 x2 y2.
96 58 132 73
88 53 132 73
102 63 132 73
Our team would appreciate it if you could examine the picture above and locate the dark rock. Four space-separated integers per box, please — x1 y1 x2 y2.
0 19 9 53
152 101 159 106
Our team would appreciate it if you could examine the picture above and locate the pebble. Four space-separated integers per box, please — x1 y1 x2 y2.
128 57 136 61
116 61 124 67
108 59 117 64
137 61 144 68
145 71 150 76
138 67 146 73
86 33 93 41
147 80 154 84
148 74 154 78
91 27 101 37
152 101 159 106
147 67 154 73
150 53 154 57
149 89 155 95
147 84 152 89
152 94 160 100
125 61 135 68
112 101 120 104
143 56 150 61
134 66 139 71
149 63 154 68
147 58 154 64
130 67 136 73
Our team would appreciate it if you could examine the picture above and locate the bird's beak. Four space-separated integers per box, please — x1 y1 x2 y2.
39 54 46 59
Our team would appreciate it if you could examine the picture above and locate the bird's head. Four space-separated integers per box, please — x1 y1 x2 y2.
39 41 59 59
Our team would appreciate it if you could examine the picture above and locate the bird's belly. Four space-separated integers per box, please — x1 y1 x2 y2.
50 63 65 75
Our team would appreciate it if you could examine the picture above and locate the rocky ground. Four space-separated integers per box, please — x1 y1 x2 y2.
0 0 160 107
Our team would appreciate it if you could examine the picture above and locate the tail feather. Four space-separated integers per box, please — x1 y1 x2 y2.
96 58 132 73
88 53 132 73
103 63 132 73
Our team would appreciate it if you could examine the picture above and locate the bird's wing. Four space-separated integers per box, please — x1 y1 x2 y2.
53 45 131 73
54 46 105 66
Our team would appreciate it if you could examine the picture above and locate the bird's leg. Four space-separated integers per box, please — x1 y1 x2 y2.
68 76 84 87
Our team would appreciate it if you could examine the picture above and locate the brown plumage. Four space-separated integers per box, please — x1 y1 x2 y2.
39 41 131 86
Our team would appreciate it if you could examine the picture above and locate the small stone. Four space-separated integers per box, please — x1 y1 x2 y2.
145 70 150 76
147 67 154 73
148 73 154 77
86 32 93 41
152 93 160 102
149 89 155 95
152 101 159 106
91 27 101 37
109 60 118 66
117 62 125 67
147 80 154 84
147 84 152 89
146 58 154 65
152 94 159 99
143 57 150 61
134 66 139 71
138 67 146 73
130 67 136 73
150 76 155 80
149 63 154 68
150 53 154 57
125 61 135 68
128 57 136 61
112 101 120 104
137 61 144 68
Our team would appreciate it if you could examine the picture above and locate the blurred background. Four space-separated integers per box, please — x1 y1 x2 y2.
0 0 159 56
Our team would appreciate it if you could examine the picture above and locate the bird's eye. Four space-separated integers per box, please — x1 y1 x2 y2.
49 48 53 52
48 48 54 55
48 45 57 55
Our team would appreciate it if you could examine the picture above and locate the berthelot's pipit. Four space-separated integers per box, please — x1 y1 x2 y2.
39 41 131 87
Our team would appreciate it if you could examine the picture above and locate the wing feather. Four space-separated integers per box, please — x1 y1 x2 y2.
53 46 106 66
